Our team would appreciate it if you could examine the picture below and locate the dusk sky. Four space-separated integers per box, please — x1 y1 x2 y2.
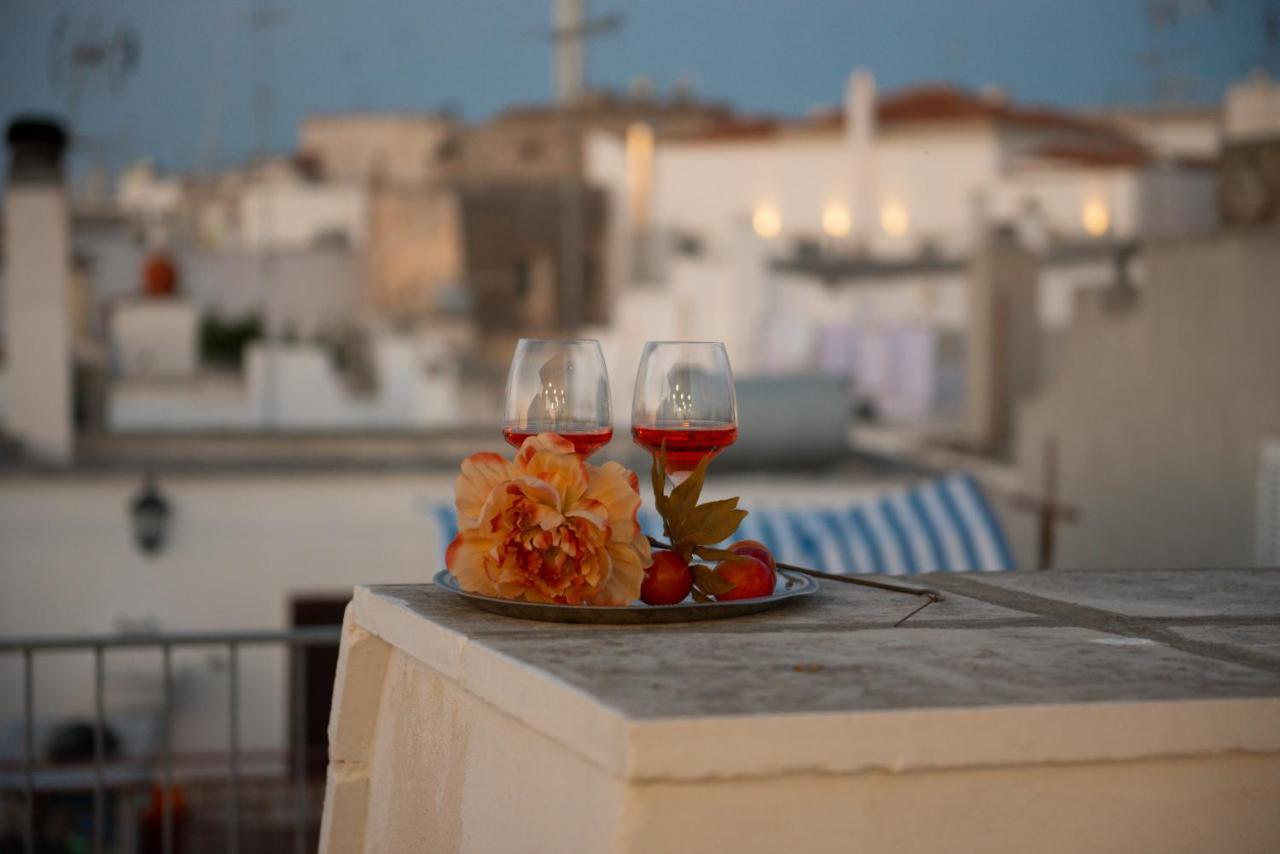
1 0 1273 174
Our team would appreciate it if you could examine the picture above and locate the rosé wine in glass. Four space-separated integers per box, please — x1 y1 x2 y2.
630 422 738 475
502 425 614 457
631 341 738 483
504 339 612 458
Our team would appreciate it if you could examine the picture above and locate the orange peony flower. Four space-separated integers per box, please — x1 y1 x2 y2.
445 433 652 605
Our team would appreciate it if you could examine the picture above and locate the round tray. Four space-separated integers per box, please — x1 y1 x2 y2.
432 568 819 624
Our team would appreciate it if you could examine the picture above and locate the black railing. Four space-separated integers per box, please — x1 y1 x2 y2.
0 627 342 854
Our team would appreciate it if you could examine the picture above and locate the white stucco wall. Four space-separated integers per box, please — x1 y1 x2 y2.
1014 229 1280 569
108 337 462 432
652 136 849 250
0 473 445 757
642 123 999 260
239 180 367 250
110 299 200 379
1225 72 1280 143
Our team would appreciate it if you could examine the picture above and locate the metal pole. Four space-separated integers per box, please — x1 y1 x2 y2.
22 648 35 854
558 140 584 333
555 0 584 333
93 645 105 854
228 641 241 854
292 645 306 854
162 644 174 854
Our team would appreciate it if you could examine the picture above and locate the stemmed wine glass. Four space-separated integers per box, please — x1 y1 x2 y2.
631 341 738 483
503 338 614 457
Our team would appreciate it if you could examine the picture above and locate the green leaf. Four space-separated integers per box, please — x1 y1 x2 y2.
691 563 736 596
682 499 748 546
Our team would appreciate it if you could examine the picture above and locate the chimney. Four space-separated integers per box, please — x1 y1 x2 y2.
4 117 74 463
844 68 877 247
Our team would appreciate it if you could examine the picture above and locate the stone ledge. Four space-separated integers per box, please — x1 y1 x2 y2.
623 697 1280 782
348 569 1280 784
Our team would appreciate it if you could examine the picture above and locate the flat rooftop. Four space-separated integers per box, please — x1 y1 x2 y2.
351 568 1280 781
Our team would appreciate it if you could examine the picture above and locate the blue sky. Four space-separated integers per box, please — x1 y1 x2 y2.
1 0 1272 175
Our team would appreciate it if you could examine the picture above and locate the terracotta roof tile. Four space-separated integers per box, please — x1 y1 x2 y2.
664 84 1149 147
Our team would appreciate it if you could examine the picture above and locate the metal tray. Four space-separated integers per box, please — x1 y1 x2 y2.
432 568 819 624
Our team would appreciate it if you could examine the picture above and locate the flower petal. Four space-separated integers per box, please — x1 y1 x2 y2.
515 432 576 467
584 461 644 542
449 431 650 607
521 449 590 509
455 452 516 526
589 540 646 605
445 529 500 597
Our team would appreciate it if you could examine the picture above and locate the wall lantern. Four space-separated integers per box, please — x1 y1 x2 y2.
1082 200 1111 237
880 202 909 237
130 473 171 556
752 203 782 239
822 202 851 238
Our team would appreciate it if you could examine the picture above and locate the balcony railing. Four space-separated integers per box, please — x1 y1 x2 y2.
0 627 342 854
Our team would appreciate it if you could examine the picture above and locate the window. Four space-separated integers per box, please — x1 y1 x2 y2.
519 138 545 162
671 231 704 258
513 257 530 300
435 136 460 163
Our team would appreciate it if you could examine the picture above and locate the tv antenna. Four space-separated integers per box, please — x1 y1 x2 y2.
544 0 625 104
47 11 141 118
542 1 624 332
1139 0 1222 104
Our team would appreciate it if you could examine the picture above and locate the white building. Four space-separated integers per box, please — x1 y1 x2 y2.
115 156 369 252
586 70 1221 424
239 176 367 251
108 333 462 433
1224 70 1280 142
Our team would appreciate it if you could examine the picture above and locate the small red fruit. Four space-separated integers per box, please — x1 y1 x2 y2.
713 554 774 601
729 539 776 583
641 550 693 605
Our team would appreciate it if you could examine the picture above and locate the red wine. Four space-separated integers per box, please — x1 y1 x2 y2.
502 426 614 457
632 422 738 472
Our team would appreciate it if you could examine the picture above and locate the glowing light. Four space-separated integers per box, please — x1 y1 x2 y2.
880 202 909 237
1082 200 1110 237
822 202 851 238
752 203 782 239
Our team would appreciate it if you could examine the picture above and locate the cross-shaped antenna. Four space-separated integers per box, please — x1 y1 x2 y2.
541 0 625 104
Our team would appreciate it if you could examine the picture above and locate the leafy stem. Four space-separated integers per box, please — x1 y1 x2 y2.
650 446 747 598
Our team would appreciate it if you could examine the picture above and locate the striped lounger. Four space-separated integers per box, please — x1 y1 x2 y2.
428 473 1014 575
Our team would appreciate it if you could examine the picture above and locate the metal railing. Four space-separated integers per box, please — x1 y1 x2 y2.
0 627 342 854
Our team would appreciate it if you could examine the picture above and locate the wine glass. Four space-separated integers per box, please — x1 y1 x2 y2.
631 341 738 483
503 338 613 457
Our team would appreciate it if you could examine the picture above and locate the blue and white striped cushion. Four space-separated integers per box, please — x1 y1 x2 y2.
429 473 1014 574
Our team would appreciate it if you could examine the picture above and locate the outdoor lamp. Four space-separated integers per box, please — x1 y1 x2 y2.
130 474 171 555
880 201 909 237
1082 200 1110 237
752 203 782 239
822 202 851 238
